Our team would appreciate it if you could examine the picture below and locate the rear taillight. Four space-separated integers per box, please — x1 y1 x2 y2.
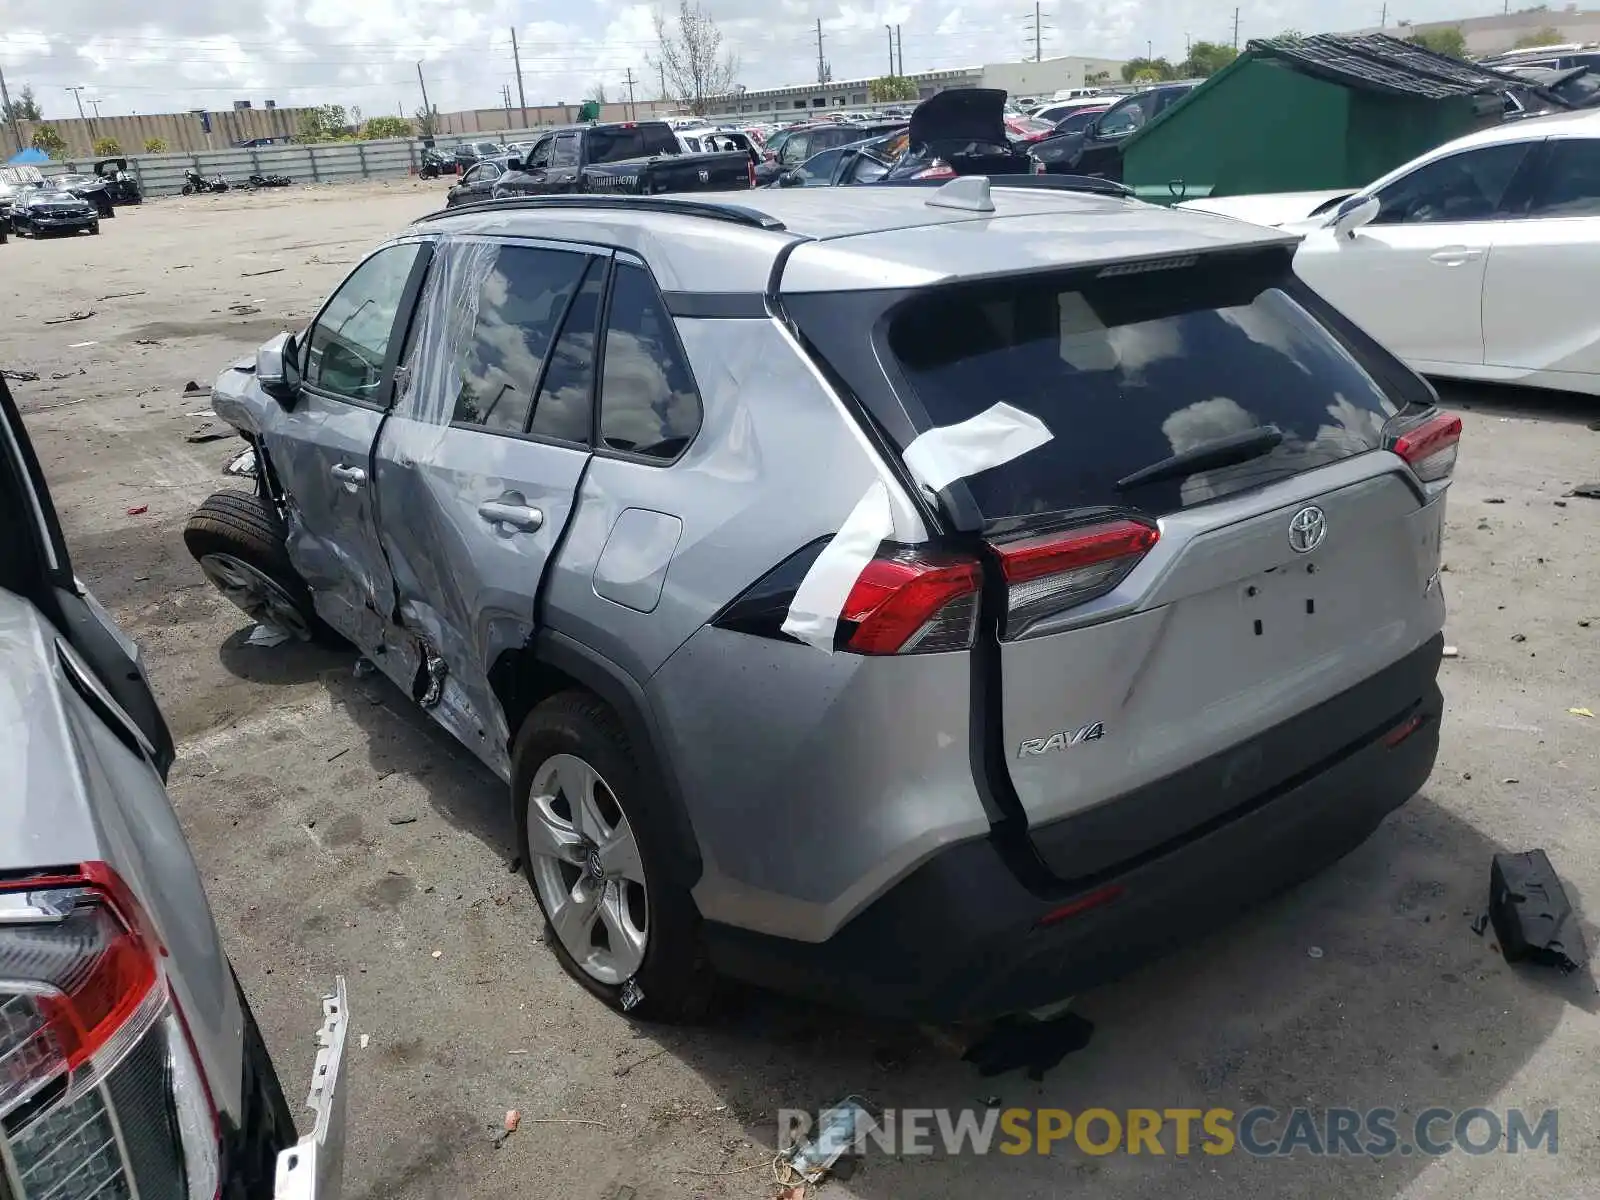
841 551 982 655
747 158 756 188
990 518 1158 637
2 864 220 1200
913 159 957 180
1388 411 1461 483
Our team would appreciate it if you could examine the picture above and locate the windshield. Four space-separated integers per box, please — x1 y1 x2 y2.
586 124 679 163
885 258 1406 522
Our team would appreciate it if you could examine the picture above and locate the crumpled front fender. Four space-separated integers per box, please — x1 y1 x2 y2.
209 355 276 437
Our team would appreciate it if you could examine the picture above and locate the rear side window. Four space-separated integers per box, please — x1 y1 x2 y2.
552 135 580 168
599 262 701 460
1372 142 1531 224
886 260 1401 521
587 125 678 163
445 245 590 434
529 259 604 443
1523 138 1600 217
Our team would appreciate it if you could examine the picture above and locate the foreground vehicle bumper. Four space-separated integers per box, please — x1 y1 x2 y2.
704 635 1444 1022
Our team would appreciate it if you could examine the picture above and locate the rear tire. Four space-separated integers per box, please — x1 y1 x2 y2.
182 183 195 196
183 488 335 644
513 691 714 1022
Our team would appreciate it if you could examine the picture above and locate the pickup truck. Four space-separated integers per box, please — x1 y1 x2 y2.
491 120 753 199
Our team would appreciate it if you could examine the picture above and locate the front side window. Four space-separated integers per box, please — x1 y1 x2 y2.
780 132 812 164
442 244 591 434
1523 138 1600 217
795 147 846 185
460 165 483 185
599 263 702 460
304 243 423 404
1096 96 1149 138
1372 142 1532 225
551 135 580 168
526 138 553 169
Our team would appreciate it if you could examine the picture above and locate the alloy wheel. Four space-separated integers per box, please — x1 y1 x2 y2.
197 552 312 640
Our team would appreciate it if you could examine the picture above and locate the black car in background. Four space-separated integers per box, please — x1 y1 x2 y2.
8 185 100 236
446 154 519 205
45 172 116 218
1029 82 1196 179
771 88 1036 187
94 158 143 205
453 140 507 170
756 119 907 185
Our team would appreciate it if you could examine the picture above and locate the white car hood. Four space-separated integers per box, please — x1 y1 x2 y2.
1177 190 1354 229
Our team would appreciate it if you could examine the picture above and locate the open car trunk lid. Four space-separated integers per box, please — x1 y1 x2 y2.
805 246 1449 881
909 87 1012 148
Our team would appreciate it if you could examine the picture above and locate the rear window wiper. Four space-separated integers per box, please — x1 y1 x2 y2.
1114 425 1284 491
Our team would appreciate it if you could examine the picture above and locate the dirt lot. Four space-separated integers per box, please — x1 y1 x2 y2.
2 179 1598 1200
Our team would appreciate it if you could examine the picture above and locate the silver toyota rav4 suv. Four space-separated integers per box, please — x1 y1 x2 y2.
2 375 347 1199
188 181 1457 1023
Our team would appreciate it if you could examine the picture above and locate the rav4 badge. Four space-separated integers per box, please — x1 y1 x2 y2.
1018 723 1106 758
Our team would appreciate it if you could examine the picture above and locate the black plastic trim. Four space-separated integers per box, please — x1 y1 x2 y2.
662 291 770 319
415 193 788 230
534 629 704 888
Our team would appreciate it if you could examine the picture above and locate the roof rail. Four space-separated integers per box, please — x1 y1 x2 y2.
414 193 788 231
872 173 1134 198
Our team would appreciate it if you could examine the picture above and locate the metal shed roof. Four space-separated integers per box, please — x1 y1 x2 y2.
1246 33 1526 100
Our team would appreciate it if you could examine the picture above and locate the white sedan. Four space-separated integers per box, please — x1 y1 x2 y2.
1181 108 1600 396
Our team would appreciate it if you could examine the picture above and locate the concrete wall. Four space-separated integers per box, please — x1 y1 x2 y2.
1353 8 1600 55
980 56 1127 97
709 67 986 115
6 107 312 158
429 100 678 135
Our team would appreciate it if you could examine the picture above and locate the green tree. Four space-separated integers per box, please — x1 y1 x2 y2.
1182 40 1238 77
1085 69 1112 85
143 136 168 153
1513 25 1566 49
3 84 42 122
361 116 412 140
868 75 918 102
92 137 122 156
1275 29 1306 41
30 125 66 157
1121 57 1176 82
296 103 350 142
1407 27 1468 58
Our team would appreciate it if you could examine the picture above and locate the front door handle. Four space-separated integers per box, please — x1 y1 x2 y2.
330 463 367 492
477 500 544 533
1429 247 1482 266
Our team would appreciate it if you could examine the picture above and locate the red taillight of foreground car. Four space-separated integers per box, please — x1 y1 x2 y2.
840 552 982 655
1389 411 1462 483
990 519 1159 637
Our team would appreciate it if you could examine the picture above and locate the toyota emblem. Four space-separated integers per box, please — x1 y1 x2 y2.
1288 505 1327 554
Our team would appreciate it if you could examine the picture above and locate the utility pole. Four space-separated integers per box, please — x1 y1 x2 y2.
0 64 22 156
1379 3 1387 27
897 24 904 76
510 27 528 127
416 62 433 128
1233 7 1241 50
624 68 638 121
66 85 87 120
658 61 667 101
815 19 828 84
1035 2 1043 62
886 24 895 75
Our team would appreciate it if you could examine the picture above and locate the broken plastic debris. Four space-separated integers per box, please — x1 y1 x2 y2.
245 623 291 648
125 505 148 516
1443 645 1460 658
504 1110 521 1133
225 447 258 477
784 1097 872 1184
962 1011 1094 1081
359 1034 370 1049
1569 707 1595 719
619 978 645 1012
1307 946 1325 959
1471 913 1489 937
353 658 377 679
1489 850 1589 973
431 950 443 959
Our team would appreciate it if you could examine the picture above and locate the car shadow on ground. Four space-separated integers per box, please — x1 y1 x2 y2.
1433 379 1600 429
635 796 1588 1197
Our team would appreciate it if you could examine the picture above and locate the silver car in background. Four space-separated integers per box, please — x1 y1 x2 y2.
1 374 346 1199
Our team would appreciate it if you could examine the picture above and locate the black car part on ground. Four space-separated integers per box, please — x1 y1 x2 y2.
1489 850 1590 972
183 169 231 195
248 174 293 188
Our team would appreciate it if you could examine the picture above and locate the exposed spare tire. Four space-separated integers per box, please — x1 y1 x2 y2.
183 488 333 643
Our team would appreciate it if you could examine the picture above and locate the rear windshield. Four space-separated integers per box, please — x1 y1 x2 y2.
886 259 1403 522
587 125 679 164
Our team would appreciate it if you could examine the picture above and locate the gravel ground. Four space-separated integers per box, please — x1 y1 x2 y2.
2 179 1597 1200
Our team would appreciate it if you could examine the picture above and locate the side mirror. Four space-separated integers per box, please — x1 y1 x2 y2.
257 332 302 407
1332 194 1380 239
779 169 802 187
507 158 523 172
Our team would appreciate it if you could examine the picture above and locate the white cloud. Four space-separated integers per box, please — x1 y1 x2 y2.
0 0 1517 118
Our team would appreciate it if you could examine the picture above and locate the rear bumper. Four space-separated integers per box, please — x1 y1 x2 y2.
704 635 1443 1022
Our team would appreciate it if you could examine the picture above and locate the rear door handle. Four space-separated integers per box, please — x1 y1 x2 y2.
330 464 366 492
1429 248 1483 266
477 500 544 533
